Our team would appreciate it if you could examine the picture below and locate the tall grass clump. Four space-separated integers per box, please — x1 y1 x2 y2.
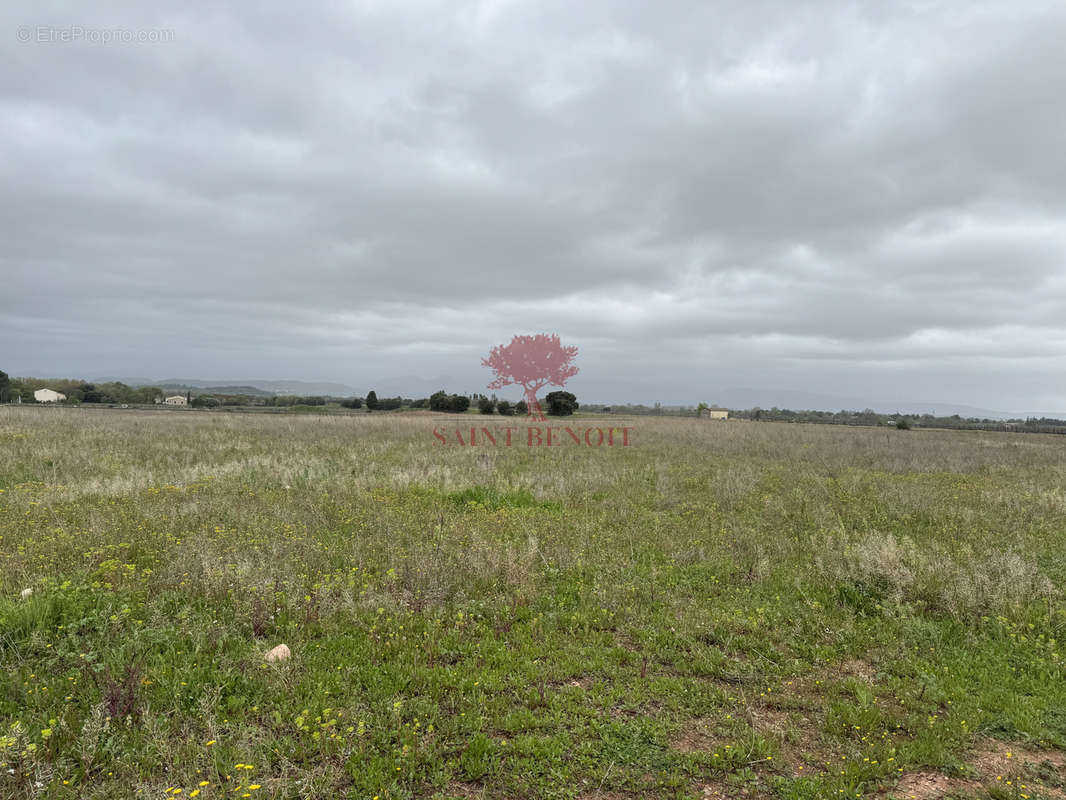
815 531 1056 618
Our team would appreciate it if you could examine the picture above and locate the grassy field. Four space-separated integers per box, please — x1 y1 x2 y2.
1 407 1064 800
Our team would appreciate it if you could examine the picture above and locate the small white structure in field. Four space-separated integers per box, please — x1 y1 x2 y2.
164 395 187 406
264 643 291 663
34 388 66 403
700 408 729 420
20 587 33 599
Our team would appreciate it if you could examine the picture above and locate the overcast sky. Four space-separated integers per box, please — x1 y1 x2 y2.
3 1 1065 410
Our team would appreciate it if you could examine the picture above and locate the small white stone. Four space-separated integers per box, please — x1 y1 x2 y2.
264 643 290 663
19 588 33 600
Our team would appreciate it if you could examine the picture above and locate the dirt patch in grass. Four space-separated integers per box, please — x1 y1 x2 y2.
886 771 969 799
749 705 797 733
698 779 774 799
755 705 844 779
751 706 830 777
698 783 732 800
970 737 1066 777
839 658 878 683
882 739 1066 799
548 676 592 689
672 716 732 754
444 782 487 798
674 658 891 781
673 702 838 780
775 659 875 706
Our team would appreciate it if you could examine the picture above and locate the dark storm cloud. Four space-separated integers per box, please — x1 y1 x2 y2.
2 1 1066 409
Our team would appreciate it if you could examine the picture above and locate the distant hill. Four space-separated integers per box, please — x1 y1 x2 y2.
97 377 361 397
99 376 467 399
156 383 275 397
155 379 361 397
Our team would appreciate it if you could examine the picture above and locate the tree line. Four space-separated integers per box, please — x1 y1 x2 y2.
0 374 165 405
0 371 580 416
12 369 1056 434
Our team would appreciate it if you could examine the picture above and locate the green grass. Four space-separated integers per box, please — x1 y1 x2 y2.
0 408 1064 799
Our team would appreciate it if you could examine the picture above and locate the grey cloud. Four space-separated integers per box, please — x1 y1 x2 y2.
2 1 1066 410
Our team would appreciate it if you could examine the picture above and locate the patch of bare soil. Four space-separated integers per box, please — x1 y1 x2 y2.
888 771 970 799
840 658 877 683
970 737 1066 778
672 716 732 754
698 779 774 799
749 705 797 734
548 676 592 689
444 782 486 798
760 710 833 777
883 739 1066 799
673 704 838 780
777 657 878 706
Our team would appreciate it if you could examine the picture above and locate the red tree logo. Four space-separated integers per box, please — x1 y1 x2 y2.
482 333 579 421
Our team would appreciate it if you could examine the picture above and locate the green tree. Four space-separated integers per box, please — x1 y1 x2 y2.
79 384 113 403
366 390 379 411
514 400 528 416
429 390 448 411
545 390 578 416
135 386 163 404
428 391 470 413
478 397 495 414
857 408 880 427
496 400 513 416
0 370 9 403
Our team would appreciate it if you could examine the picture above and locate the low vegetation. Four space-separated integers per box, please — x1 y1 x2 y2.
1 409 1064 799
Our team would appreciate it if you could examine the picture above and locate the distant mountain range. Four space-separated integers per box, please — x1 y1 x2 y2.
92 376 466 399
88 376 1064 419
95 377 359 397
164 379 359 397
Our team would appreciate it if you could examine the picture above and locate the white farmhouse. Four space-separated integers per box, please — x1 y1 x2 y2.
34 388 66 403
164 395 188 406
699 407 729 420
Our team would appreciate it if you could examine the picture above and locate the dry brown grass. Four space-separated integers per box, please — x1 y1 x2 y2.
813 531 1056 617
